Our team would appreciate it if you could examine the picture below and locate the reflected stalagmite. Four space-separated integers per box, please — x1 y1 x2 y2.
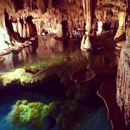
37 36 63 59
3 53 14 70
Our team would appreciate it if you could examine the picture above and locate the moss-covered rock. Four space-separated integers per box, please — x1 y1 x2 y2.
21 100 28 105
11 99 92 130
12 100 49 127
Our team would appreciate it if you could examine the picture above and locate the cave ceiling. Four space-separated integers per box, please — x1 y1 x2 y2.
0 0 129 20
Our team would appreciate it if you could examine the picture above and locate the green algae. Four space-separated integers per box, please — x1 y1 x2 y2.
11 99 92 130
12 100 49 127
0 50 87 86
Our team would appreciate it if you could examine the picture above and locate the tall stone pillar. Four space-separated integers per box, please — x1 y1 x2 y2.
83 0 92 31
116 36 130 127
114 11 126 41
81 0 97 51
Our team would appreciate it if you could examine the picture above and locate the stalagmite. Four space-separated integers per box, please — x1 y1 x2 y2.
56 22 63 38
80 35 86 50
96 21 103 35
81 0 97 51
114 11 126 41
67 18 73 38
83 36 93 50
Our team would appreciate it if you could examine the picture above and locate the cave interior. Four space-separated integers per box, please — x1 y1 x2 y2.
0 0 130 130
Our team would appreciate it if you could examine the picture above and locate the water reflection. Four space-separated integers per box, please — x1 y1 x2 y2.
81 51 93 70
36 36 64 59
3 53 14 70
82 51 92 61
18 45 33 63
0 36 80 71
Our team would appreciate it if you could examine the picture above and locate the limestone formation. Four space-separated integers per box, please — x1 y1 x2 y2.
81 0 93 51
0 0 130 129
0 1 129 68
114 11 126 41
96 21 103 35
116 36 130 127
0 0 128 48
56 22 63 38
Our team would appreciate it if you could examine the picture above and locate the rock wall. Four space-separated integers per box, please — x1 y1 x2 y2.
116 36 130 127
0 0 129 53
2 0 84 38
0 0 128 40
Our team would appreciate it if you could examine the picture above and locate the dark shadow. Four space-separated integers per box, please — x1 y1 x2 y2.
61 20 68 37
97 80 129 130
26 15 37 37
12 0 23 11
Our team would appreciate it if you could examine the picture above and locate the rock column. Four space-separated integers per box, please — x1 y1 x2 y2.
116 36 130 127
81 0 97 51
114 11 126 41
56 22 63 38
0 13 10 50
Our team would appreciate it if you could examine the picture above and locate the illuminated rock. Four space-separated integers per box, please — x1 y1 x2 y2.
17 17 23 37
114 11 126 42
0 56 5 62
56 23 63 38
12 100 49 128
83 35 93 51
81 0 97 51
96 21 103 35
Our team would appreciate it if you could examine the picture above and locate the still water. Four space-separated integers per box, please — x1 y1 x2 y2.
0 34 116 130
0 35 80 71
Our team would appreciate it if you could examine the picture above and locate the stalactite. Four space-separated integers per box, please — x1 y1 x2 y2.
48 0 52 8
56 22 63 38
37 0 46 14
83 0 92 31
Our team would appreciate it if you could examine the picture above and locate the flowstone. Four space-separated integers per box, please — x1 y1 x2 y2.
116 36 130 127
